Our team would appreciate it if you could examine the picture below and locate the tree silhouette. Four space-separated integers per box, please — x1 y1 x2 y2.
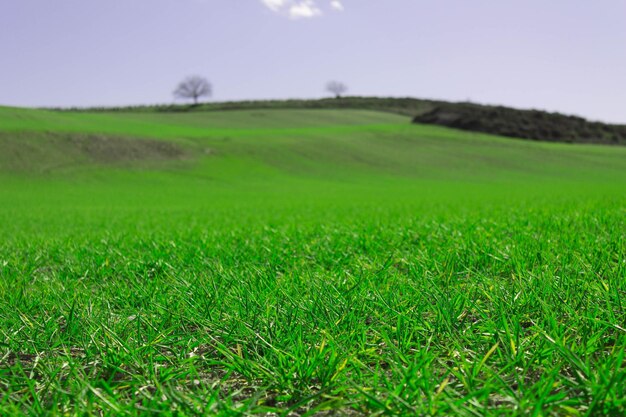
174 76 212 104
326 81 348 99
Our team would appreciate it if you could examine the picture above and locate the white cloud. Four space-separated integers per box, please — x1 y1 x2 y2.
330 0 344 11
261 0 288 12
260 0 343 19
289 1 322 18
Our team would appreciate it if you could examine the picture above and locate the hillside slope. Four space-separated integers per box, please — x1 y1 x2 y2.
1 106 625 185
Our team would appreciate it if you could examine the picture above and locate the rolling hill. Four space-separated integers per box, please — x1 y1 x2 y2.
1 105 625 182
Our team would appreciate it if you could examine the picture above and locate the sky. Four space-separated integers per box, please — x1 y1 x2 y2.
1 0 625 123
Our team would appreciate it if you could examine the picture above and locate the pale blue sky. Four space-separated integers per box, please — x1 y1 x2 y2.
1 0 625 122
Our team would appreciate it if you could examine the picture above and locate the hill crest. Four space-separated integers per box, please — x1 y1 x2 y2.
48 97 626 146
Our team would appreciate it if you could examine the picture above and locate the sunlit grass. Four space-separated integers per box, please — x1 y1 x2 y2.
0 108 624 415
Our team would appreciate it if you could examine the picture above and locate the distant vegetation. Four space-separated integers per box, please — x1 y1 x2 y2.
414 103 626 146
52 96 625 146
53 96 434 117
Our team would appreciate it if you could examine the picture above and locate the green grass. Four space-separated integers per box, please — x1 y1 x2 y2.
0 106 625 416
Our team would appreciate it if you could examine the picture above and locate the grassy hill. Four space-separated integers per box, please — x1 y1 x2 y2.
0 106 625 416
2 105 625 182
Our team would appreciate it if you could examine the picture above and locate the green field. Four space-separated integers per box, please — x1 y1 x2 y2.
1 106 625 416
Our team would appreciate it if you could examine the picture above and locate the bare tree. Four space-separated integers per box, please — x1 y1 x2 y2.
326 81 348 99
174 76 212 104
